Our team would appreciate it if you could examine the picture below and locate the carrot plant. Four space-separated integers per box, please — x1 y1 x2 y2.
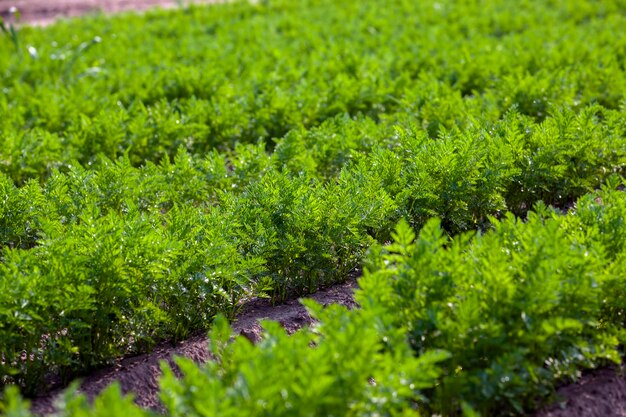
0 0 624 184
0 8 20 53
0 0 625 411
360 185 626 415
3 188 626 416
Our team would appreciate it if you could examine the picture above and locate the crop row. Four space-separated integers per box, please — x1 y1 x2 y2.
1 0 625 184
1 0 625 410
3 185 626 416
2 102 625 393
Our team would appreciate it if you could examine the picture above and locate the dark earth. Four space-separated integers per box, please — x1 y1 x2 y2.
29 279 359 415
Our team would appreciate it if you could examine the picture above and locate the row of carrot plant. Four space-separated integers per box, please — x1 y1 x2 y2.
2 103 625 393
1 0 624 185
3 185 626 416
0 0 625 414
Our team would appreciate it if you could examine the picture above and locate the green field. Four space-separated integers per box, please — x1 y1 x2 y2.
1 0 626 415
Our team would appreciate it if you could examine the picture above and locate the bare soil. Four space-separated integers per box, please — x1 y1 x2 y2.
0 0 221 26
536 366 626 417
29 278 359 415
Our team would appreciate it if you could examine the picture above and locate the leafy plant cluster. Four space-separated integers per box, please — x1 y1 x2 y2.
361 182 626 415
3 186 626 417
2 102 625 392
0 0 625 414
0 0 625 184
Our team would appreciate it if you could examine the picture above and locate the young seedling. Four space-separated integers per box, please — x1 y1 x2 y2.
0 7 20 53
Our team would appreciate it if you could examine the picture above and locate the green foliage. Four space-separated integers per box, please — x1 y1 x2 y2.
0 360 157 416
159 310 447 417
0 0 625 184
359 187 626 415
0 0 626 412
0 10 20 53
0 175 48 250
5 189 626 417
0 309 447 417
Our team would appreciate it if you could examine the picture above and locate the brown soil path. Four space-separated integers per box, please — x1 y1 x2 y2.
0 0 222 26
29 279 359 415
535 366 626 417
27 271 626 417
